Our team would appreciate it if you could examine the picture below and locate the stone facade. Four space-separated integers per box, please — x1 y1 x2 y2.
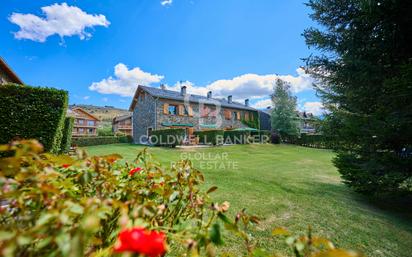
133 93 157 143
155 99 250 131
133 96 256 144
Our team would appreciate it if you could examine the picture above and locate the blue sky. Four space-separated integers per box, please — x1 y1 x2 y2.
0 0 323 114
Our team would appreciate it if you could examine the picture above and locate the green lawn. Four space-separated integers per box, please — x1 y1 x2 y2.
84 143 412 257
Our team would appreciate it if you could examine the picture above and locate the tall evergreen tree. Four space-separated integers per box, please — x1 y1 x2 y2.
304 0 412 195
271 79 299 138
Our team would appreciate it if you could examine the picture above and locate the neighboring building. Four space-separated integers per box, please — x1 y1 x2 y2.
129 85 258 144
112 113 133 136
0 57 23 85
297 111 317 134
259 107 317 134
67 107 100 137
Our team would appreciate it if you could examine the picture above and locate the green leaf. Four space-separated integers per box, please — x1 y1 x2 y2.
209 223 224 246
206 186 218 194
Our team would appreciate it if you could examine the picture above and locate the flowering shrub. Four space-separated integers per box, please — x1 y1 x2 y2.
0 140 364 257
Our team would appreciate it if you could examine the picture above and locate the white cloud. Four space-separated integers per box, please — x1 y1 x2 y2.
89 65 315 108
9 3 110 42
167 67 314 101
161 0 173 6
83 96 90 100
303 101 324 116
252 98 272 109
102 97 108 102
89 63 164 97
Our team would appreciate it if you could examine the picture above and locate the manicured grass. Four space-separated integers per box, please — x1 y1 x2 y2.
84 143 412 257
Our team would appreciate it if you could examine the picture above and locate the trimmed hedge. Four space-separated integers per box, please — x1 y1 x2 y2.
150 129 185 147
72 136 132 147
0 83 68 153
250 130 271 143
223 130 250 144
194 130 224 145
283 134 332 149
60 117 74 153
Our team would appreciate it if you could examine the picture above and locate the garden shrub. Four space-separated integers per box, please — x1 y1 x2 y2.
72 136 132 147
271 132 281 144
0 83 68 153
194 130 224 145
223 130 250 144
60 116 74 153
0 140 364 257
150 128 185 147
97 125 114 136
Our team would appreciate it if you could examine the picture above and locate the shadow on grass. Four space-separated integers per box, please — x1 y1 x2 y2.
301 180 412 231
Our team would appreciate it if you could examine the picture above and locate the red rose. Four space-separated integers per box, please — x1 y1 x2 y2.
62 164 71 168
129 167 142 176
114 227 167 257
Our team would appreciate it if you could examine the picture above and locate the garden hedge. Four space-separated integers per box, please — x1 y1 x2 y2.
72 136 132 147
60 117 74 153
194 130 224 145
283 134 332 149
223 130 250 144
150 129 185 147
250 130 271 143
0 83 68 153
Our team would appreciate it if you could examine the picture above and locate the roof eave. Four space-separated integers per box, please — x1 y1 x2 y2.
0 57 24 84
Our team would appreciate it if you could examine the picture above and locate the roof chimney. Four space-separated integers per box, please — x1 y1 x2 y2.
160 84 166 90
227 95 232 104
245 99 249 106
181 85 187 96
207 91 212 99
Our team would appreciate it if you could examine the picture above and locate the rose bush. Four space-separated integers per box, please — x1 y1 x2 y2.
0 140 364 257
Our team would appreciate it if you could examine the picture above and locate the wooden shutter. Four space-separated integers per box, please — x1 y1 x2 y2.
224 110 229 120
224 110 232 120
236 112 241 120
188 105 193 116
245 112 249 121
178 105 184 116
163 103 169 114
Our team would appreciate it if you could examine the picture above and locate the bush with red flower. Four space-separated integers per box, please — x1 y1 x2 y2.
0 140 363 257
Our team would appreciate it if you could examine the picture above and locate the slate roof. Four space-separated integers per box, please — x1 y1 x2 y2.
113 113 132 123
130 85 257 111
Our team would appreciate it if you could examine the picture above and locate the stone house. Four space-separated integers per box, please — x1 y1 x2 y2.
0 57 23 85
67 107 100 137
298 111 317 134
112 114 133 136
129 85 258 144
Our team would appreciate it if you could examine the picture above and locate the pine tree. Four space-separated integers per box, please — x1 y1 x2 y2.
271 79 299 138
304 0 412 195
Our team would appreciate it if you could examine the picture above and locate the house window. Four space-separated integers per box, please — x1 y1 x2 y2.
87 120 94 126
79 128 84 133
168 105 177 115
88 128 94 134
230 111 240 120
78 119 84 125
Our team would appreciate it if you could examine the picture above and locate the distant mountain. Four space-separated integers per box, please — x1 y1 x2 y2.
69 104 131 123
